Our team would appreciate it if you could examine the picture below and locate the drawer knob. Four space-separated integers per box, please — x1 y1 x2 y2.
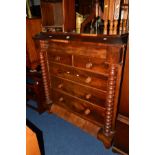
66 36 70 39
84 108 91 115
86 62 93 69
85 94 92 100
58 83 63 89
55 56 61 61
85 77 92 84
59 97 64 102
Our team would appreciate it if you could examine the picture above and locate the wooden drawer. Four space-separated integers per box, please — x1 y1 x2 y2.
70 41 107 59
48 41 73 55
48 41 107 59
51 89 106 126
48 51 72 65
51 76 107 108
74 55 109 74
49 62 108 91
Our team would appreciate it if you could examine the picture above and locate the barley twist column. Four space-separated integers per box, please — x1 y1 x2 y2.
104 65 117 136
40 40 52 105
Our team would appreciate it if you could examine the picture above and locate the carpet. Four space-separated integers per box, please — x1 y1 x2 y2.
26 100 118 155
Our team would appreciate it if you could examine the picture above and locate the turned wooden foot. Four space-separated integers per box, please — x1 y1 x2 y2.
97 128 115 149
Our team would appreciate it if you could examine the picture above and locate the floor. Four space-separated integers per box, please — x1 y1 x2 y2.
26 100 118 155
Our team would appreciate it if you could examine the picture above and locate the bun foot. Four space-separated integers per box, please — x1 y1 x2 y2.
97 128 115 149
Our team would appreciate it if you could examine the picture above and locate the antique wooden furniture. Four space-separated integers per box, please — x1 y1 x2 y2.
26 126 41 155
26 68 47 113
26 17 48 113
40 0 76 32
34 32 128 148
26 17 42 69
112 42 129 154
26 119 45 155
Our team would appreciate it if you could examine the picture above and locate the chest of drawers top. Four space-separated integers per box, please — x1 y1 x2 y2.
34 32 128 63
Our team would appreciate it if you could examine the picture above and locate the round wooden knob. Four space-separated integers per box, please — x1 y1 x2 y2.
84 108 91 115
66 36 70 39
35 81 39 85
85 77 92 84
55 56 61 61
58 83 63 89
86 62 93 69
85 94 92 99
59 97 64 102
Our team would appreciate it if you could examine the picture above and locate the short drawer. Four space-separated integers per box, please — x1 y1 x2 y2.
51 76 107 108
50 62 108 91
74 55 109 74
47 52 72 65
51 89 106 126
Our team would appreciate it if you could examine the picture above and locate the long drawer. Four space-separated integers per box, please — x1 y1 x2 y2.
51 89 106 126
51 76 107 108
48 40 107 59
49 62 108 91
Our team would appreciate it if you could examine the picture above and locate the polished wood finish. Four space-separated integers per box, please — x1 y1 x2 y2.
51 76 107 108
26 70 46 113
112 42 129 154
51 89 106 126
119 0 129 34
40 0 75 32
50 62 108 90
26 17 47 113
113 120 129 154
104 65 117 135
74 55 109 74
26 119 45 155
26 126 41 155
50 104 100 137
26 18 42 69
34 32 128 149
119 43 129 117
39 40 52 105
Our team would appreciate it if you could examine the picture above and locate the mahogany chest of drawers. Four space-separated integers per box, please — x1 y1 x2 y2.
34 32 128 148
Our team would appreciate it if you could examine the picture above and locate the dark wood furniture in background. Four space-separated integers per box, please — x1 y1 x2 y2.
26 17 47 113
26 119 45 155
77 0 93 16
26 69 47 113
26 17 42 69
40 0 76 32
113 42 129 155
34 32 128 148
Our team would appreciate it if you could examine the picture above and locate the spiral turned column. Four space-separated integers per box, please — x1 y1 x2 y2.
40 40 52 105
104 65 117 136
